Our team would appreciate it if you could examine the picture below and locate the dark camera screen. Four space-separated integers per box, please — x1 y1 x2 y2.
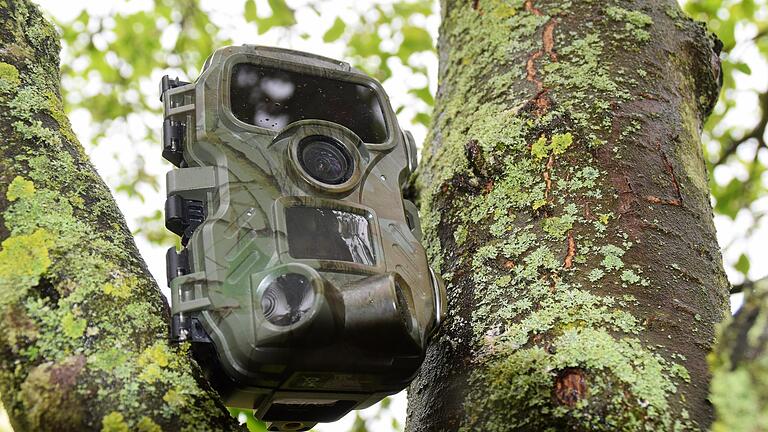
285 207 376 265
230 63 388 143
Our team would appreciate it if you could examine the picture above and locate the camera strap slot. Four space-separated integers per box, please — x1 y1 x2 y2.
169 271 212 315
162 118 186 167
160 75 194 167
167 248 214 343
165 194 206 246
166 247 190 286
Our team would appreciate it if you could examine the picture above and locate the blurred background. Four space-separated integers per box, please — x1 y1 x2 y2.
2 0 766 430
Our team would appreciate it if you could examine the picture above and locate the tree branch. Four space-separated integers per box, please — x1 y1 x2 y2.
713 91 768 167
730 276 768 295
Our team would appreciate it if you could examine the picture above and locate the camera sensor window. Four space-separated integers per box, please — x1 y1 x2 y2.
230 63 388 143
285 206 376 265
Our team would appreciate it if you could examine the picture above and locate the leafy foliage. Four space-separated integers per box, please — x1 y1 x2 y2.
53 0 233 248
244 0 297 34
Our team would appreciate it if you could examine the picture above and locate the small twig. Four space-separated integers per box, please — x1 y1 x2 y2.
713 92 768 167
731 277 768 295
752 28 768 43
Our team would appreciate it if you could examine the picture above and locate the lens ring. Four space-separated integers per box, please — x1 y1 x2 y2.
260 273 316 327
297 135 354 185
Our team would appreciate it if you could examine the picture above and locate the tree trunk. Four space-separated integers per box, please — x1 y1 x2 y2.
407 0 728 430
0 1 238 430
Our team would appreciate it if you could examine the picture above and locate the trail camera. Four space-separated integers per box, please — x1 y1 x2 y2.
160 45 446 431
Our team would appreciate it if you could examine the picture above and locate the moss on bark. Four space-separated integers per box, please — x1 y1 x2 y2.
0 1 239 430
407 0 727 430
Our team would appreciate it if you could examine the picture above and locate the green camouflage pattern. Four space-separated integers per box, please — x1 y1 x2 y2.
162 45 445 431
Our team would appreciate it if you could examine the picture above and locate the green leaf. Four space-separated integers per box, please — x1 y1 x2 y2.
255 0 297 34
734 253 750 276
409 85 434 105
732 61 751 75
244 0 257 22
323 17 346 42
397 25 433 61
380 396 391 409
349 31 383 57
227 408 267 432
393 1 434 18
268 0 295 22
413 111 432 127
712 178 744 219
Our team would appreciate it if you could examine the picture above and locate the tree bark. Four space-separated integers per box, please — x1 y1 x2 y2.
407 0 728 430
0 1 239 430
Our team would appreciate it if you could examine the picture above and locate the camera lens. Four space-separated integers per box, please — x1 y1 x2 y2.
297 136 354 185
260 273 316 326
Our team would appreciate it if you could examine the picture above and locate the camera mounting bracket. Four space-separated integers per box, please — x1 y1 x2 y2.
160 75 195 167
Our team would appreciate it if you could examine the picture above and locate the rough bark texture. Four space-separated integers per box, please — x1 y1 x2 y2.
407 0 728 431
710 279 768 432
0 1 239 430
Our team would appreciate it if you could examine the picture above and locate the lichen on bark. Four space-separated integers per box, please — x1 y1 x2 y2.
407 0 727 430
0 1 238 430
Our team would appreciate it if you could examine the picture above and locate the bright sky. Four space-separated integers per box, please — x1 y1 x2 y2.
23 0 768 430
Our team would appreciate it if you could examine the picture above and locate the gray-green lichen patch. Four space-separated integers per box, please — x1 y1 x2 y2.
465 328 687 432
605 6 654 42
531 132 573 160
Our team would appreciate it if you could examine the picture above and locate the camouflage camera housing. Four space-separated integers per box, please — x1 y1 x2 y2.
160 45 446 431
